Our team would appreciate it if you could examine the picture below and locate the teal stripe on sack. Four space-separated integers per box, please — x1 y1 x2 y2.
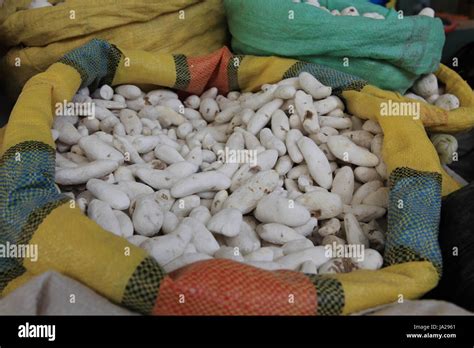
0 141 70 292
384 167 443 275
59 39 122 91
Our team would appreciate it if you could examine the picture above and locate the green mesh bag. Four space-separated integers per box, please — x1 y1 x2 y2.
224 0 445 93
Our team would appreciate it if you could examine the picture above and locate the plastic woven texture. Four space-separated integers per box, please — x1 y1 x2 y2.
283 61 367 96
384 167 443 274
342 64 474 197
1 39 467 315
0 0 227 98
224 0 445 93
0 141 70 292
59 39 122 91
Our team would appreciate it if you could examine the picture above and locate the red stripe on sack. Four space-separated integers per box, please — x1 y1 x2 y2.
208 47 233 95
152 259 317 315
186 49 223 95
186 47 233 96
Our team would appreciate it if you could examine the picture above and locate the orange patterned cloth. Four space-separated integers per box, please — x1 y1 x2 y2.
154 260 317 315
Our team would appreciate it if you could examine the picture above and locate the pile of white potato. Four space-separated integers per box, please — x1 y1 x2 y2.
406 73 461 166
296 0 436 19
29 1 459 275
406 74 460 111
53 72 392 275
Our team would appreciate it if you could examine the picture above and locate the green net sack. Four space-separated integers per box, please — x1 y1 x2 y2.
224 0 445 93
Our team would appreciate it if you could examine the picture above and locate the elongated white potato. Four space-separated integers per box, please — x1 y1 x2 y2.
170 171 231 198
225 218 261 255
352 180 384 205
132 196 164 236
331 166 354 205
223 170 280 214
296 191 343 219
206 208 243 237
88 199 121 236
327 135 379 167
362 187 389 208
56 160 119 185
254 192 310 227
182 218 220 255
276 246 330 270
299 72 332 100
247 99 284 135
141 223 193 265
79 135 124 163
318 218 341 236
86 178 130 210
244 247 274 262
295 90 318 125
297 136 332 189
257 223 304 245
344 213 369 247
282 239 314 255
344 204 386 222
136 162 198 190
293 217 318 237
